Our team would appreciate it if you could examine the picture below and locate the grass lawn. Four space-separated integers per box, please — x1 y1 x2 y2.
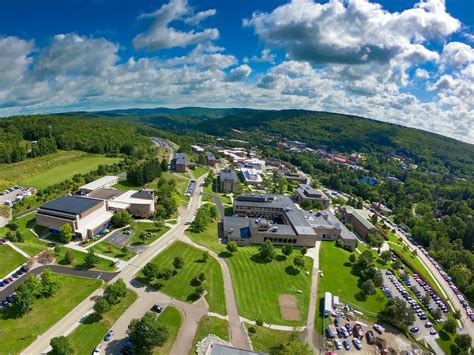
152 306 184 354
0 244 27 278
245 324 296 352
17 153 121 189
67 289 137 354
130 223 170 246
315 242 386 332
91 241 137 261
192 316 229 353
203 182 233 205
55 246 117 271
0 273 102 353
112 180 145 190
190 166 209 179
185 220 225 254
137 241 226 315
227 246 313 326
0 213 50 256
0 150 86 190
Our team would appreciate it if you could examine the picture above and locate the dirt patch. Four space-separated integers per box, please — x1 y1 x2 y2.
278 294 300 321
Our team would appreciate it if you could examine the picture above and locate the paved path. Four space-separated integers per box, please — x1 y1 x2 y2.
1 264 118 300
305 241 321 350
5 241 30 258
239 316 306 332
179 234 251 350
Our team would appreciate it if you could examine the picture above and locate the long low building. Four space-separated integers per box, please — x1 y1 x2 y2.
294 183 330 208
87 188 155 218
36 195 113 240
341 205 377 238
221 193 358 249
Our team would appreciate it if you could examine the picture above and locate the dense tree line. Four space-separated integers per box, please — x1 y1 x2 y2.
154 176 180 219
127 158 165 186
0 114 154 164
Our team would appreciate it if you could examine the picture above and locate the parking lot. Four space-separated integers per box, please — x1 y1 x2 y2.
0 186 36 206
106 229 144 252
381 272 439 341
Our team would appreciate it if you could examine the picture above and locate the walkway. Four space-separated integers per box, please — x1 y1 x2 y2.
305 241 321 350
6 240 30 258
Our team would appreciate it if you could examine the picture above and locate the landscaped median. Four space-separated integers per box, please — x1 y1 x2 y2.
91 241 137 261
55 246 118 271
137 241 227 315
67 288 137 354
0 273 102 353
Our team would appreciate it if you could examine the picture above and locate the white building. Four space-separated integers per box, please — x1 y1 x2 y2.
239 167 262 186
79 176 119 194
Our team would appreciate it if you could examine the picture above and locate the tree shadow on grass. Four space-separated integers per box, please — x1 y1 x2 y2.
187 292 201 302
343 262 352 267
354 291 367 302
438 330 450 341
82 312 102 324
250 254 272 264
218 251 233 258
275 255 286 262
285 266 300 276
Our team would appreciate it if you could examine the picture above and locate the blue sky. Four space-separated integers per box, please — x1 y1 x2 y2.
0 0 473 142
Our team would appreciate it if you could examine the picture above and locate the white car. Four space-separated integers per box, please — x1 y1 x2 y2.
93 345 103 354
334 339 342 350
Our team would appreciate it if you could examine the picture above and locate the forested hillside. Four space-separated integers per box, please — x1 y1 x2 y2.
0 115 153 163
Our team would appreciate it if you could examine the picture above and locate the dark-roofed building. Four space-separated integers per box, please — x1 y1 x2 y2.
171 152 187 173
205 151 217 167
222 193 358 249
275 170 308 184
219 168 239 193
294 184 330 208
36 196 113 240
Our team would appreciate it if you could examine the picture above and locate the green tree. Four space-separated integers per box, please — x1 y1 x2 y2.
282 244 293 257
452 309 461 320
159 268 173 280
172 256 184 269
143 263 160 282
293 255 305 270
60 223 74 243
380 297 415 330
226 241 238 253
160 158 169 172
198 272 206 281
443 319 457 334
94 297 111 315
454 334 472 351
40 268 60 297
300 247 307 256
372 270 384 287
201 251 209 263
65 250 75 264
361 279 376 295
380 250 391 262
127 312 169 353
449 264 472 291
259 240 275 262
111 210 134 227
349 253 356 263
84 249 99 268
49 336 74 355
104 279 127 305
15 230 24 243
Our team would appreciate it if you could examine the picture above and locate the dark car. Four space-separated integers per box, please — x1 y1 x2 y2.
410 327 419 333
343 340 350 350
151 304 163 313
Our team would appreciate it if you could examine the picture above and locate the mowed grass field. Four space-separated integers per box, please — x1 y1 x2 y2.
21 154 121 189
245 324 296 353
0 150 120 190
315 242 386 332
0 213 51 256
138 241 226 315
227 246 313 326
152 306 183 354
67 289 137 354
185 220 225 254
0 244 27 278
0 274 101 353
91 241 137 261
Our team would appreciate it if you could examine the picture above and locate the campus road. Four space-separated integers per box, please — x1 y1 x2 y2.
380 218 474 343
305 241 321 351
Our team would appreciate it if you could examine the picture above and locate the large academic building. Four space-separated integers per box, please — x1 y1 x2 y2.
36 176 155 240
221 193 358 250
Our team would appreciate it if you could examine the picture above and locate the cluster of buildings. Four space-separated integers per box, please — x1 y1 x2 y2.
171 151 218 173
221 193 358 250
340 205 377 238
36 176 155 240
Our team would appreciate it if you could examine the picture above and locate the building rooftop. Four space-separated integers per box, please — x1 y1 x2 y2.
210 343 263 355
344 206 376 231
220 168 239 182
173 152 187 165
79 176 119 191
87 188 126 200
40 196 102 215
205 151 216 160
296 184 328 199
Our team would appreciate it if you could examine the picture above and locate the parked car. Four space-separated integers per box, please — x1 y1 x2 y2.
410 327 419 333
343 340 350 350
334 339 342 350
93 345 103 354
353 338 362 350
104 330 114 341
151 304 163 313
